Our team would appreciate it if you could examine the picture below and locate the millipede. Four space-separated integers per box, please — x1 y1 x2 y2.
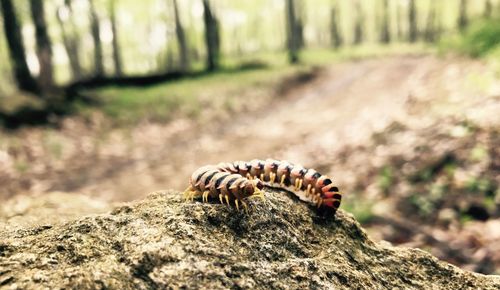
183 159 342 216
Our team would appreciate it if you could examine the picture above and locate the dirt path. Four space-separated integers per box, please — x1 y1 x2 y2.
69 54 494 201
3 55 498 202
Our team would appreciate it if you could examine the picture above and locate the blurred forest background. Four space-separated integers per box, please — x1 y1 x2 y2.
1 0 500 276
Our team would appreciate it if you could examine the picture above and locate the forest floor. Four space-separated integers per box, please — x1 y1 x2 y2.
1 54 499 274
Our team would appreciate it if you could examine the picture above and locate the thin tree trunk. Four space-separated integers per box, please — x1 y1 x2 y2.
110 0 123 76
285 0 300 63
89 0 104 77
295 0 305 49
330 1 343 49
396 0 402 41
353 0 364 45
30 0 54 91
379 0 390 43
296 18 305 49
484 0 492 18
173 0 189 72
166 47 175 72
424 1 437 43
408 0 417 42
458 0 468 32
0 0 39 94
56 1 83 80
202 0 220 71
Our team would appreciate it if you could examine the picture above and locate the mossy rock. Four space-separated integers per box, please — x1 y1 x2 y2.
0 189 499 289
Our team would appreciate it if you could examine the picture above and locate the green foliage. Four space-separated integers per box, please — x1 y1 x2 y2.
441 18 500 58
80 65 303 125
342 197 375 224
466 177 495 196
409 193 435 216
378 166 393 194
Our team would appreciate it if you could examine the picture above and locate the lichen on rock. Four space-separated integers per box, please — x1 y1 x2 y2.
1 189 499 289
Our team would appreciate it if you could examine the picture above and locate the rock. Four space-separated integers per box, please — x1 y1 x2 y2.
0 189 499 289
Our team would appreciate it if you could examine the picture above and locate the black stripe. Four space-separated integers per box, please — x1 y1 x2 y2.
312 172 321 179
226 178 239 190
204 172 217 186
258 161 264 170
215 174 230 189
300 169 307 176
333 200 341 208
195 169 209 183
328 186 339 192
323 179 332 186
333 194 342 200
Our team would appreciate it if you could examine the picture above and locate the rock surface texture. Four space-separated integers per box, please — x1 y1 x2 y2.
1 189 499 289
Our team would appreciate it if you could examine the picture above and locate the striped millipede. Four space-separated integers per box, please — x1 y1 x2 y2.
183 159 342 216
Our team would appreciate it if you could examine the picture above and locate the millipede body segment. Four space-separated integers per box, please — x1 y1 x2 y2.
184 159 342 215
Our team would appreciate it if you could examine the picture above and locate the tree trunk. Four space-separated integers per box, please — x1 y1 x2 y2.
89 0 104 77
408 0 417 42
56 0 83 80
295 0 305 49
296 18 305 49
379 0 390 43
484 0 492 18
458 0 468 32
30 0 54 91
330 2 343 49
424 1 437 43
0 0 39 94
110 0 123 76
285 0 300 63
202 0 220 71
173 0 189 72
396 0 402 41
353 0 364 45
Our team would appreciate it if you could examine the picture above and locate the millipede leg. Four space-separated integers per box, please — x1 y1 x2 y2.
260 173 264 181
315 193 322 207
295 178 303 190
307 184 312 195
250 188 266 201
202 191 210 203
280 175 286 186
246 173 253 180
235 199 240 211
183 186 194 200
219 194 224 204
225 195 230 206
270 172 276 184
